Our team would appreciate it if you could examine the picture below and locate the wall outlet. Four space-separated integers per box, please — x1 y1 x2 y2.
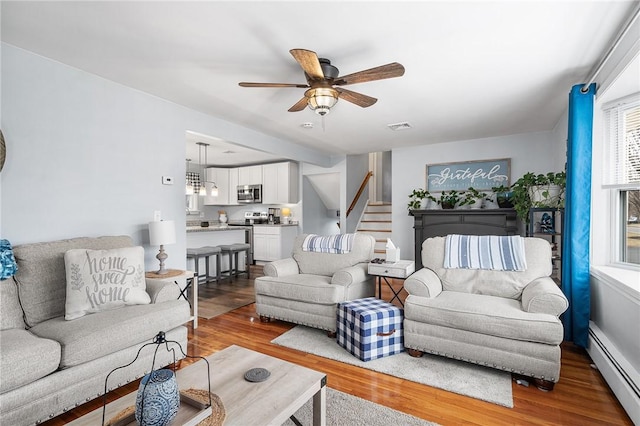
162 176 173 185
153 210 162 221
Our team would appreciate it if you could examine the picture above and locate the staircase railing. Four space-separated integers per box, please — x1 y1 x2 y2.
346 171 373 218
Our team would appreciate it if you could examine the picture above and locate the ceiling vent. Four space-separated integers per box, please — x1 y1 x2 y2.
387 122 412 131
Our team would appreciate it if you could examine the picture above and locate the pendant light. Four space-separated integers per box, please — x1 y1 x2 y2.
196 142 208 196
204 144 219 197
185 159 194 195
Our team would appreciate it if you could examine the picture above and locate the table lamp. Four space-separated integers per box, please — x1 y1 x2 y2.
148 220 176 275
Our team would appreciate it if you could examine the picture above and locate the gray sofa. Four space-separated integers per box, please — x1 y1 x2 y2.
255 233 376 332
403 236 569 390
0 236 190 425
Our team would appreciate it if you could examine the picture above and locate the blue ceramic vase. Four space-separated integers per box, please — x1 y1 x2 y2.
135 369 180 426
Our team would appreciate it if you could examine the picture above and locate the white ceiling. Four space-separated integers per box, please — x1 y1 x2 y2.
2 1 637 166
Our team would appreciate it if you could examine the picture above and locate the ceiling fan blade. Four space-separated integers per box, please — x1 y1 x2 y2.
288 97 309 112
334 62 405 86
335 88 377 108
290 49 324 80
239 82 308 88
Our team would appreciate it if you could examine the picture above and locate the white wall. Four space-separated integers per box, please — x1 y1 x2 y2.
0 44 331 270
391 131 559 260
301 160 345 235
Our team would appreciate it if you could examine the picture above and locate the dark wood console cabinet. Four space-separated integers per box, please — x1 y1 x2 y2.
410 209 519 270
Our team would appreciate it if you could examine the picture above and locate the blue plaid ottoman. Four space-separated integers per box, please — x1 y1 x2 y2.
337 297 404 361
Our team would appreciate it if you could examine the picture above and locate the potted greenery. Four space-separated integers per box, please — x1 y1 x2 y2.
438 190 464 209
462 187 489 209
511 171 566 221
408 188 436 211
491 185 514 208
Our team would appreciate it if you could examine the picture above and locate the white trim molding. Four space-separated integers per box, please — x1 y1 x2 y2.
588 268 640 424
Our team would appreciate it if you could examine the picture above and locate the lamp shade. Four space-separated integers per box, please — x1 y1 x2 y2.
281 207 291 217
149 220 176 246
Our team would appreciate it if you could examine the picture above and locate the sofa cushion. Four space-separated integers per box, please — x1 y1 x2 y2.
404 292 564 345
0 329 61 393
29 299 190 368
64 246 150 320
421 236 552 300
0 279 26 331
292 233 375 276
12 236 133 327
255 274 344 304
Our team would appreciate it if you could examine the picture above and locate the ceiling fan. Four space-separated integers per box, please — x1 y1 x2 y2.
239 49 405 116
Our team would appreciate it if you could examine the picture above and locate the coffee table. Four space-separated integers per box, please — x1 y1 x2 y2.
68 345 327 425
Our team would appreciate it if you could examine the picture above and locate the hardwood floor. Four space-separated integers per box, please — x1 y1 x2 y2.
45 272 632 425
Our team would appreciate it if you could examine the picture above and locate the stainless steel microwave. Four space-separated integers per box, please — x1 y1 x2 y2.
237 184 262 203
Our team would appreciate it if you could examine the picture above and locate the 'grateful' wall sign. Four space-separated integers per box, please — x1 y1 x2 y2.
426 158 510 191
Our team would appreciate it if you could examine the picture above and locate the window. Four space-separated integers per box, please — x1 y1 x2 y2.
604 93 640 266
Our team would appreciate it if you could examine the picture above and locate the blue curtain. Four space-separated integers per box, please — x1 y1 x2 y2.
561 83 596 347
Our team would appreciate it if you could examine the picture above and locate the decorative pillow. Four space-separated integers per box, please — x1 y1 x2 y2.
64 246 150 320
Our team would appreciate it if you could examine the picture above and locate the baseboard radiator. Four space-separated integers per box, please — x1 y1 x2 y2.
588 322 640 424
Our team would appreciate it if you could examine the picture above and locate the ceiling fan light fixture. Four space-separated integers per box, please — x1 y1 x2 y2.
305 87 338 116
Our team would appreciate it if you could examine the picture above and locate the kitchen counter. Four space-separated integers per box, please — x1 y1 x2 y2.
186 225 251 233
252 223 299 227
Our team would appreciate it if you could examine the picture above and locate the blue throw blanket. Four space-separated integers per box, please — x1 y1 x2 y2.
444 234 527 271
302 234 355 254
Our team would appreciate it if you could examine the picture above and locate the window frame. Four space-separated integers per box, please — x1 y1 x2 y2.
603 93 640 269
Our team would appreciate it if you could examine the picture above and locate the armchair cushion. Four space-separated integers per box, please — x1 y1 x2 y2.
255 274 339 304
405 292 564 345
421 236 553 299
292 234 375 276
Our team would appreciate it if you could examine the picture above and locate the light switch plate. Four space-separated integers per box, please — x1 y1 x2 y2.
153 211 161 221
162 176 173 185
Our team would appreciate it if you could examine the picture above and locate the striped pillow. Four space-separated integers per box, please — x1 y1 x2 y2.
302 234 356 254
444 234 527 271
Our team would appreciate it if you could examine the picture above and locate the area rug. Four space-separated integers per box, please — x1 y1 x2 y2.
272 326 513 408
283 388 438 426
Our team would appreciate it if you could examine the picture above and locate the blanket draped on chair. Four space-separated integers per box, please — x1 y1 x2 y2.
444 234 527 271
302 234 355 254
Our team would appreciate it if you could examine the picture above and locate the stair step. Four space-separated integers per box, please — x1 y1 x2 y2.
365 204 392 213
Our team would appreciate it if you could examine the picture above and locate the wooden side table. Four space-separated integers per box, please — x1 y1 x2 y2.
145 269 197 329
367 260 415 307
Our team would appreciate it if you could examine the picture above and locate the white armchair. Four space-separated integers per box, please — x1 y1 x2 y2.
255 233 376 333
404 236 569 390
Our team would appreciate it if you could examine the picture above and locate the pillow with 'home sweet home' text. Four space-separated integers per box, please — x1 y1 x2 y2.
64 246 150 320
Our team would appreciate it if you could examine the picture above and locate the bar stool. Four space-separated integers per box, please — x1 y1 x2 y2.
186 246 221 285
218 243 251 281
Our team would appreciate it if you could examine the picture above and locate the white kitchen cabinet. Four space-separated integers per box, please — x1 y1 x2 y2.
262 162 299 204
238 165 263 186
253 225 299 262
228 167 239 205
203 168 230 205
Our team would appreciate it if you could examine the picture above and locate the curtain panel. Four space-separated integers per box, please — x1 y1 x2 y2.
561 83 596 347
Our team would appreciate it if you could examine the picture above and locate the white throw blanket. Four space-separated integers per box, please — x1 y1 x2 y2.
444 234 527 271
302 233 355 254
